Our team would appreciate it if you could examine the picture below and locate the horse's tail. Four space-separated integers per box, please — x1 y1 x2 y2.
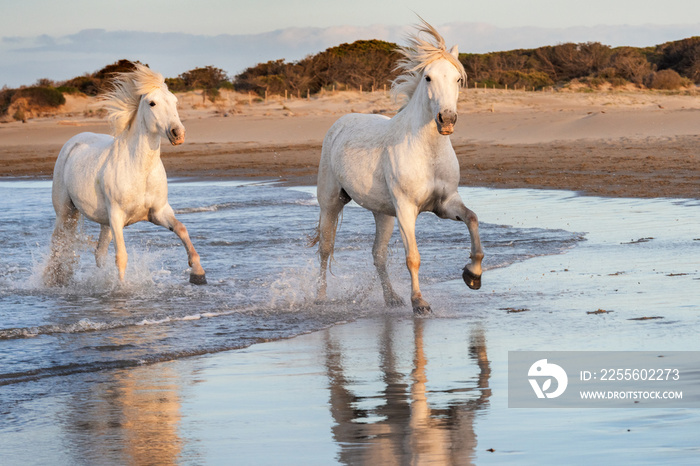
306 222 321 248
306 210 343 274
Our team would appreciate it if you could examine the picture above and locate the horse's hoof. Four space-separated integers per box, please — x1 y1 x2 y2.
190 273 207 285
463 267 481 290
413 305 432 316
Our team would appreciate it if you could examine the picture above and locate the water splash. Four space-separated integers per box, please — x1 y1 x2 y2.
0 181 582 386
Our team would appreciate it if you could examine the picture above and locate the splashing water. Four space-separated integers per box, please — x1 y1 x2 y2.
0 180 580 386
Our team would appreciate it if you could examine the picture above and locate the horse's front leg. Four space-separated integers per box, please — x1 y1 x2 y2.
438 195 484 290
149 205 206 285
109 210 128 283
95 225 112 268
396 204 431 315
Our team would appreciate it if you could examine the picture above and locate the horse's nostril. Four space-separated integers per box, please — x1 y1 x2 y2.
438 113 444 123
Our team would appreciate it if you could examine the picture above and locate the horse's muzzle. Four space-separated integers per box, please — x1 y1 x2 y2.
436 110 457 135
437 124 454 135
169 126 186 146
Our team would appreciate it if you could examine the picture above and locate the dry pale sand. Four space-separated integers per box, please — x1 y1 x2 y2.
1 88 698 198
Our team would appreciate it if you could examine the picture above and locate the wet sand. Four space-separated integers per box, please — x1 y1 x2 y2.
1 88 698 198
5 187 696 464
2 137 698 198
141 189 700 464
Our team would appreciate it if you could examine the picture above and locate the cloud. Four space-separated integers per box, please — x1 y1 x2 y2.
2 23 699 87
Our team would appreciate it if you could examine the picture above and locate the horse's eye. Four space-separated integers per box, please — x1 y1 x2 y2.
149 101 156 107
425 76 431 82
458 77 463 84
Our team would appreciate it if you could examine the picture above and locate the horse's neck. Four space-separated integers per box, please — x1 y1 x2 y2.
393 96 448 151
116 121 162 172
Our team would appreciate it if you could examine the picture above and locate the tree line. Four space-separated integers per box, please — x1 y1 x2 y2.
461 39 700 90
3 36 700 119
234 36 700 93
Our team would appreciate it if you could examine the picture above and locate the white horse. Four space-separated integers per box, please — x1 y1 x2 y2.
44 64 206 286
313 20 483 314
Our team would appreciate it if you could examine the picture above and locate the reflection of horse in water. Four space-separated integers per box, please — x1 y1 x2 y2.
63 364 185 464
323 318 491 464
60 315 185 464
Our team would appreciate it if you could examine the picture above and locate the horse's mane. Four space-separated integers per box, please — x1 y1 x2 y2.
100 64 166 135
391 18 467 106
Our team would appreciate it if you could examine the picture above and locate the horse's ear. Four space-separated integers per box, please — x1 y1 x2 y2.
449 45 459 59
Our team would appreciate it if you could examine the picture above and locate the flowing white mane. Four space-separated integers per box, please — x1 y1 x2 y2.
391 19 467 105
100 64 167 135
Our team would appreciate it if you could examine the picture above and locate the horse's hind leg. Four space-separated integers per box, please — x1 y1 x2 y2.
95 225 112 268
372 212 404 307
149 205 206 285
44 204 80 286
314 184 349 303
438 195 484 290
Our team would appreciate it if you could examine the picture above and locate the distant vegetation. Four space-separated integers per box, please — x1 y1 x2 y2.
234 40 400 96
0 84 66 122
233 36 700 93
166 65 232 103
2 36 700 121
461 40 698 90
0 59 138 121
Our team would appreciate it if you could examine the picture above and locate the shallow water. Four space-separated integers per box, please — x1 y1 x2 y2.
0 180 579 387
1 180 698 464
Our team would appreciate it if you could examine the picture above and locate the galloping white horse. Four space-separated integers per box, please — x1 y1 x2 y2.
44 64 206 286
313 20 483 314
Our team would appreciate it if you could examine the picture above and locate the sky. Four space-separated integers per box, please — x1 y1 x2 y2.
3 0 700 87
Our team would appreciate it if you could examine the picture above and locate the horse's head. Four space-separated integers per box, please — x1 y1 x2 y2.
140 85 186 146
392 19 466 136
421 45 463 135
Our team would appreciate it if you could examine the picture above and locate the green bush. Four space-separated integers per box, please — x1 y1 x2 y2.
165 77 186 92
13 108 26 122
178 66 230 102
588 77 607 88
0 86 65 117
55 86 81 95
500 70 554 89
15 86 66 107
647 69 685 89
0 88 15 116
609 77 629 87
61 76 101 96
93 59 138 80
234 40 400 97
651 37 700 83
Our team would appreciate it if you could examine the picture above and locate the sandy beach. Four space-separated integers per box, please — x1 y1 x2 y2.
1 88 698 198
1 88 699 464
